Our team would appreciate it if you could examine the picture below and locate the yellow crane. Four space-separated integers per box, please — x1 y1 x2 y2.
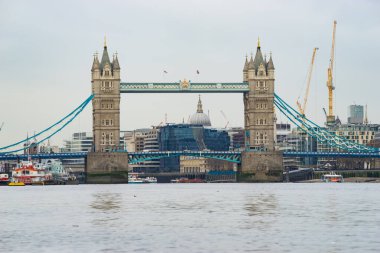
297 47 319 119
326 20 337 126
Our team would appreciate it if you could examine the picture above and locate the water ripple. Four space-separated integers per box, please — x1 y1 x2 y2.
1 184 380 252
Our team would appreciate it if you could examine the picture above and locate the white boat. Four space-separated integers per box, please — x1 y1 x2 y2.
128 174 157 184
128 175 144 184
321 172 344 183
143 177 157 183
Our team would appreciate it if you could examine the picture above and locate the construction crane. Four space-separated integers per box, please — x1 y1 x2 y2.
322 107 328 117
326 20 337 126
220 111 229 129
152 122 164 128
296 47 319 119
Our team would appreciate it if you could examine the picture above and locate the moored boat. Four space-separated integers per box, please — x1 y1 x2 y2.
8 181 25 186
143 177 157 183
10 159 78 185
321 172 344 183
128 173 158 184
0 173 10 186
128 175 144 184
42 159 78 185
11 160 50 185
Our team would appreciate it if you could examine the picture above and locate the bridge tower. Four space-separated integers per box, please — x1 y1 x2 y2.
86 39 128 184
240 39 283 182
243 38 276 151
91 39 121 152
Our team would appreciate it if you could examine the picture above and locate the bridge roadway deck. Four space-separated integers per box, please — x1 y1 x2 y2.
120 82 249 93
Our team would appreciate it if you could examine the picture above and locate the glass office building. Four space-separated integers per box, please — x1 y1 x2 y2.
158 124 230 172
348 105 364 124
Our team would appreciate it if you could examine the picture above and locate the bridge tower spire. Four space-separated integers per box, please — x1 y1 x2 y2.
91 40 121 152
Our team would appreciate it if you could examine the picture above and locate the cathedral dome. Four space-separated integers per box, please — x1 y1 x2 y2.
189 113 211 126
188 96 211 126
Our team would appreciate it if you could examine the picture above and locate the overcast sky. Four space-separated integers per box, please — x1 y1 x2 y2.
1 0 379 148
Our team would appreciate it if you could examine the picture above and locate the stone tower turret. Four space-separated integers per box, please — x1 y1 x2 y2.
91 39 121 152
243 55 249 82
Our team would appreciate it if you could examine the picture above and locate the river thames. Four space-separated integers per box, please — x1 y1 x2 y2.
1 183 379 252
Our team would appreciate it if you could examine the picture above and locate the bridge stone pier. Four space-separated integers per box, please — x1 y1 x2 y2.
240 40 283 182
86 152 129 184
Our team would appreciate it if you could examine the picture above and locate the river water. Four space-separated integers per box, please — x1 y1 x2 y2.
1 183 379 252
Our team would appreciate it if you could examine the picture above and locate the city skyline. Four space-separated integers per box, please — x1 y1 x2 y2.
1 0 380 147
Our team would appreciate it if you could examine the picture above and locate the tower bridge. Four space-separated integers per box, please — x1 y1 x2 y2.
1 39 379 183
88 38 282 183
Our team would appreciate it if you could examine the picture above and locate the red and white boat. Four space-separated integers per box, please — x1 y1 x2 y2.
321 172 344 183
12 161 51 185
0 173 10 186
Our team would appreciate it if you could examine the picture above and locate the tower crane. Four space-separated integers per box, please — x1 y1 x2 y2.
296 47 318 119
220 111 229 129
326 20 337 126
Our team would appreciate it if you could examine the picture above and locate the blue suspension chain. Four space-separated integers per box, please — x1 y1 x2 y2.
274 100 348 151
0 95 93 151
274 93 378 153
274 95 367 151
0 95 94 154
274 96 368 152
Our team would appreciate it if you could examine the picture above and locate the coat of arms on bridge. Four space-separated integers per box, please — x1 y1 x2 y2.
180 79 190 89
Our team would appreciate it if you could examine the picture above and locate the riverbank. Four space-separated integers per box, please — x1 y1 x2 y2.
298 177 380 183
